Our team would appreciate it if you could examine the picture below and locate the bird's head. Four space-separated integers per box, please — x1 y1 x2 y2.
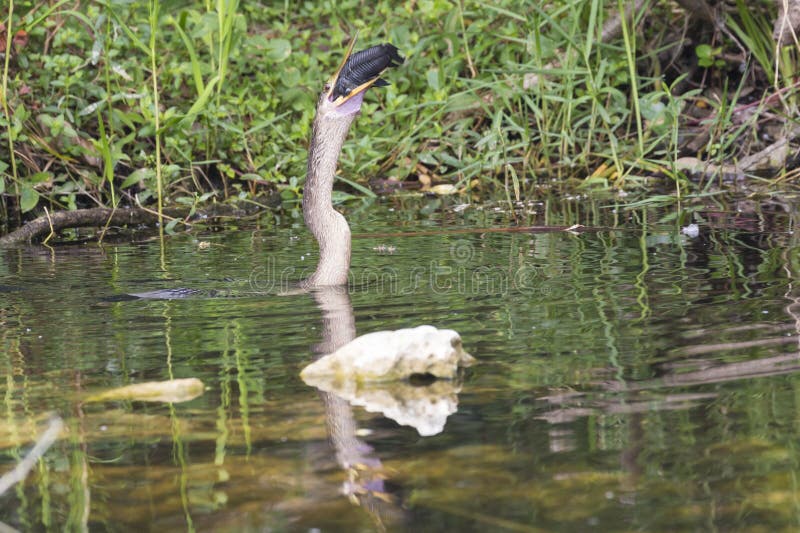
318 40 404 118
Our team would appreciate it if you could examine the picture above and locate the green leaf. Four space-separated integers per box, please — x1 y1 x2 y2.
580 175 609 188
265 38 291 62
170 15 205 97
444 93 481 113
176 75 220 129
121 168 154 189
30 171 53 184
165 218 181 234
695 44 712 59
622 195 677 209
0 160 7 194
426 69 440 91
20 184 39 213
174 196 195 206
331 190 357 204
280 188 299 200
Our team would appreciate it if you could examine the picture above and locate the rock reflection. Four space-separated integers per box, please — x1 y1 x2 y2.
307 285 472 527
308 376 463 437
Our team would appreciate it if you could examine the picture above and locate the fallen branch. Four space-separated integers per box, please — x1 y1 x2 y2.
0 207 187 246
674 125 800 180
0 193 280 246
354 224 599 239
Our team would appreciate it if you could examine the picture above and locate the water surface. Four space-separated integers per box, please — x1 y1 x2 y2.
2 198 800 532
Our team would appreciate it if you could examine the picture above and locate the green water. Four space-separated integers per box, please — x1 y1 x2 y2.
2 198 800 532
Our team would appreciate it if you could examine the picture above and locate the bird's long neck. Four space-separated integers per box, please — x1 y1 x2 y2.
302 109 357 287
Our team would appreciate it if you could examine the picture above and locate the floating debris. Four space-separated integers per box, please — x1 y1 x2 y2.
372 244 397 254
85 378 205 403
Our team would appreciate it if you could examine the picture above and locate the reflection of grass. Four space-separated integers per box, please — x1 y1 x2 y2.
4 212 800 528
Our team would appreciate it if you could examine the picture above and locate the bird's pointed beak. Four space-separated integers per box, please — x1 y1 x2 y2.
326 34 359 103
330 78 383 106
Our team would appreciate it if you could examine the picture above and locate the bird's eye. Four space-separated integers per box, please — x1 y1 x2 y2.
323 83 331 92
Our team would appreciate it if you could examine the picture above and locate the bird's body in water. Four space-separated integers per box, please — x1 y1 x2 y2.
302 42 403 287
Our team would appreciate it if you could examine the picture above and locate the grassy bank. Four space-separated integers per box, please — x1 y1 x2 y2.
0 0 797 229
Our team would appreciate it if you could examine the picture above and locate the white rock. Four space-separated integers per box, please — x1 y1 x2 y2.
300 325 474 382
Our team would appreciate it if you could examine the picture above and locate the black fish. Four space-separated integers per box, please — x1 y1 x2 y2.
331 43 404 101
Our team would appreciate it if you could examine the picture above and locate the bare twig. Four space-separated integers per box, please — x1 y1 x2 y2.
774 0 800 47
41 206 55 246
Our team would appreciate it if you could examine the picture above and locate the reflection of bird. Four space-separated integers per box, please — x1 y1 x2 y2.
303 40 403 287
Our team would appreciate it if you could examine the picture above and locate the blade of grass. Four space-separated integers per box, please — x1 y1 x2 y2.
617 0 644 157
170 15 206 97
149 0 164 224
334 175 377 197
96 109 116 207
1 0 20 220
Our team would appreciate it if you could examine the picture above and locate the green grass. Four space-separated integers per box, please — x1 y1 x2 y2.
0 0 797 224
1 0 20 224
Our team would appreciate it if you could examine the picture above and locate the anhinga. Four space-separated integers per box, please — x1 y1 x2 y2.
303 40 404 287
